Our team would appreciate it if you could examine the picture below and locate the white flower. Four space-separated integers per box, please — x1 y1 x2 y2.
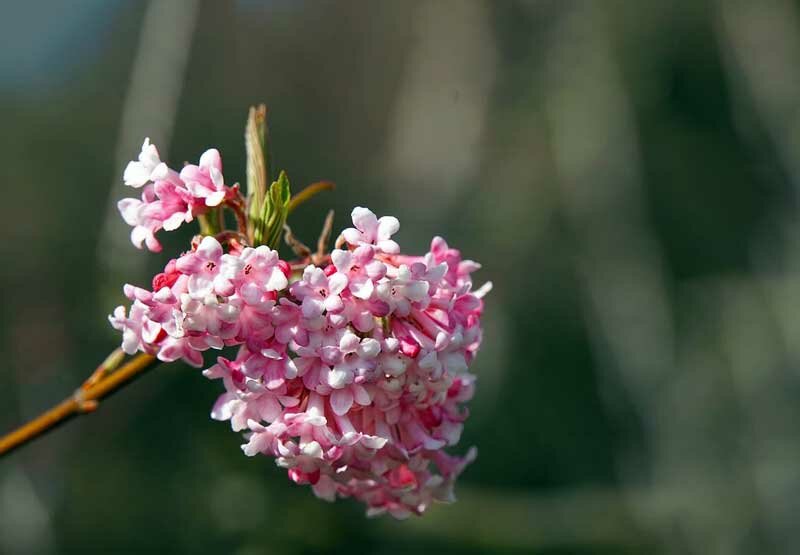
341 207 400 254
123 138 170 187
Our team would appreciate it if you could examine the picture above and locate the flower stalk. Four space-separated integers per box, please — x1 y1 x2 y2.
0 105 490 518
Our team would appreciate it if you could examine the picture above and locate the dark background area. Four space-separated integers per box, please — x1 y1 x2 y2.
2 1 800 553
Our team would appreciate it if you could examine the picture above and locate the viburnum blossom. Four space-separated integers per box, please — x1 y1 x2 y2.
109 126 490 518
342 206 401 254
118 139 237 252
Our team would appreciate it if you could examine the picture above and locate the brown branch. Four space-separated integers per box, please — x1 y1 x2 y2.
283 224 312 258
287 181 335 214
314 210 335 264
225 190 249 237
214 230 250 247
0 352 158 457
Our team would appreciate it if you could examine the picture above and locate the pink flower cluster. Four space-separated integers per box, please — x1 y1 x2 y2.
111 199 489 517
118 139 235 252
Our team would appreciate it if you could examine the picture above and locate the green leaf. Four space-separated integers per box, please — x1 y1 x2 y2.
255 171 291 249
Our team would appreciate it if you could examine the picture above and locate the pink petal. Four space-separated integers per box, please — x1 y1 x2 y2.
376 216 399 241
209 166 224 189
130 226 149 249
339 332 361 352
330 249 351 271
357 338 380 358
341 228 362 245
327 366 350 389
123 161 150 187
210 392 236 420
350 276 374 300
405 281 430 302
377 239 400 254
196 236 223 261
175 253 203 274
256 395 282 422
351 207 378 235
323 295 344 313
205 189 226 207
302 297 325 318
240 282 262 305
150 162 169 182
327 272 348 295
188 273 214 298
184 180 211 198
353 384 371 406
162 211 186 231
265 268 288 291
312 475 337 502
117 198 143 225
199 148 222 171
330 389 354 416
144 233 162 253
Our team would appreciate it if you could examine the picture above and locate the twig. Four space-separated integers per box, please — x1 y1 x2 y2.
287 181 335 214
283 224 312 258
314 210 335 264
334 234 346 249
0 352 158 457
226 190 249 237
214 230 249 247
82 348 125 390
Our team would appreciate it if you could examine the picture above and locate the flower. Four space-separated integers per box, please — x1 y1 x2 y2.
111 187 489 517
331 245 385 300
341 207 401 254
325 332 379 415
117 184 173 251
174 237 231 297
289 265 349 318
179 148 229 207
117 140 238 251
123 138 172 187
223 246 289 305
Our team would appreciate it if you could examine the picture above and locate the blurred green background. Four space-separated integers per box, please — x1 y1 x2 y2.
3 1 800 553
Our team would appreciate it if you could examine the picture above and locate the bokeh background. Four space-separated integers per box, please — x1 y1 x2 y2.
3 1 800 553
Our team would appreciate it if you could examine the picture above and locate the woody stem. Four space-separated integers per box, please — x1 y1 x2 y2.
0 352 158 457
